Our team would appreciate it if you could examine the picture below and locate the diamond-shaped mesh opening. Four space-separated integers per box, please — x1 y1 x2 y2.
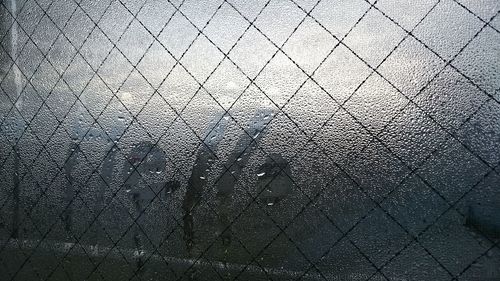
1 0 499 280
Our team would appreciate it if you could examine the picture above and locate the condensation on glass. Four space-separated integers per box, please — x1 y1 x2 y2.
0 0 499 280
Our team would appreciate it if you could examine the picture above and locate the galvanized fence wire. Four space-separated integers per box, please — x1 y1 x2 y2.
0 0 499 280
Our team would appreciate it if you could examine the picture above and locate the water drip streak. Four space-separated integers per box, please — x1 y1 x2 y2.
10 0 21 240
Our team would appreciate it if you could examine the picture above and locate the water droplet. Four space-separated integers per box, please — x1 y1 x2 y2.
63 242 74 251
226 81 238 90
90 245 99 255
133 250 145 258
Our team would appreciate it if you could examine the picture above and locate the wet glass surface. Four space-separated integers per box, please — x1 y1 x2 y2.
0 0 499 280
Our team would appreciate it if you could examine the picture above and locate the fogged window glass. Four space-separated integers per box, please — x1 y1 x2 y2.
0 0 499 280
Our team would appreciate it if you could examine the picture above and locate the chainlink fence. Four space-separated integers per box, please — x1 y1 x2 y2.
0 0 499 280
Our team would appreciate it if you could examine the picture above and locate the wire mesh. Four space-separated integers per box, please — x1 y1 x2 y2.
0 0 499 280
